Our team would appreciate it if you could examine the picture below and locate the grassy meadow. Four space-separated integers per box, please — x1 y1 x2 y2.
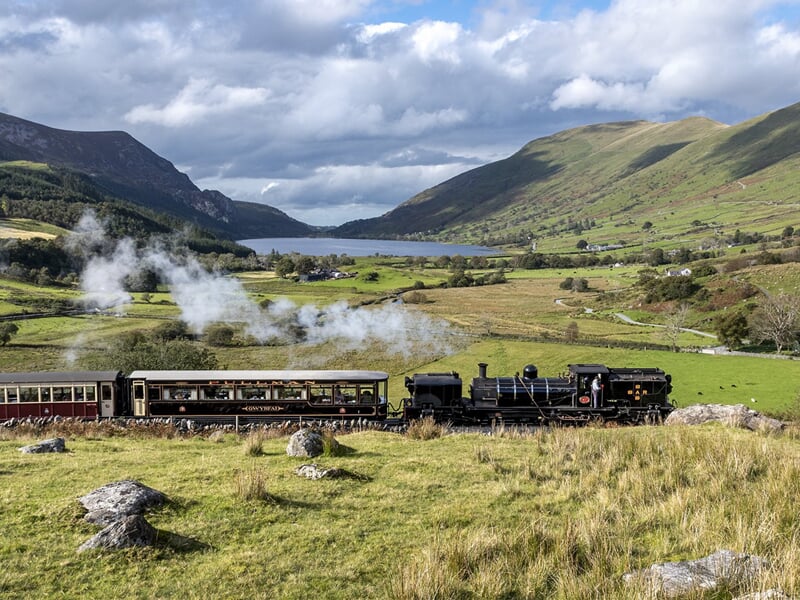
2 424 800 599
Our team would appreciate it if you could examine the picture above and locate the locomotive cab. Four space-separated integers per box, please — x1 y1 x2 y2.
569 364 609 408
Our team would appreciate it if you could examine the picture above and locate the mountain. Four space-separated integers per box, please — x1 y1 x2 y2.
334 102 800 252
0 112 314 239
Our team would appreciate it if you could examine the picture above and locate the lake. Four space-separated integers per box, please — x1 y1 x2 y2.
237 237 501 257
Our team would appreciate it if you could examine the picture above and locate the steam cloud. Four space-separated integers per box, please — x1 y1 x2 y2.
68 210 454 357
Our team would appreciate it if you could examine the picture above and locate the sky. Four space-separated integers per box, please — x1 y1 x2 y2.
2 1 800 228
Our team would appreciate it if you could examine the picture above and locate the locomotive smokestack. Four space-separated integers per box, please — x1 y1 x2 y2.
478 362 488 378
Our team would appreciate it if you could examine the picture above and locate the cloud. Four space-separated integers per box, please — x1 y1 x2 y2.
4 1 800 226
125 78 270 127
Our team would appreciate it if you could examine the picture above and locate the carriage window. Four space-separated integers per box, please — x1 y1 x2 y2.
164 386 196 401
237 386 268 400
200 386 233 400
333 385 358 404
359 385 376 404
53 386 72 402
75 387 85 402
19 387 39 403
309 385 333 404
6 387 18 403
101 384 113 402
85 386 96 403
273 385 305 400
41 387 51 403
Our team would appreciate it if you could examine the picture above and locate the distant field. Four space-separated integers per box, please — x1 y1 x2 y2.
0 217 67 239
1 261 799 418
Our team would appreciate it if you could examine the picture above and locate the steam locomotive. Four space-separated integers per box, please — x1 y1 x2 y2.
404 362 674 424
0 362 673 425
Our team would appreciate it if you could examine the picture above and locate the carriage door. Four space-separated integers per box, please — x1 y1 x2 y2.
100 383 115 417
132 381 147 416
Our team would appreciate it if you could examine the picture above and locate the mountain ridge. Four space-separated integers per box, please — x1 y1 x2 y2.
0 112 314 239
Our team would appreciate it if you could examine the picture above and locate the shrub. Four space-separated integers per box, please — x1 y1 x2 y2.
404 290 429 304
205 323 235 347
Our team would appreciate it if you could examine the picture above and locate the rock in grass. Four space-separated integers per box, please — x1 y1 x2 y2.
665 404 783 433
79 480 168 526
295 464 344 480
286 429 324 457
78 514 157 552
18 437 66 454
623 549 769 598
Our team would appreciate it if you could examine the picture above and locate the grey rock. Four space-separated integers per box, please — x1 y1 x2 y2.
624 549 769 598
78 514 157 552
18 437 66 453
665 404 784 433
295 463 344 480
286 429 324 457
79 480 168 525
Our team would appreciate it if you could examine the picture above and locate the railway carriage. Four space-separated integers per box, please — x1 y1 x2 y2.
0 371 124 420
127 369 389 419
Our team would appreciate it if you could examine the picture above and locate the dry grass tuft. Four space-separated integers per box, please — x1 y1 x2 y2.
406 416 451 440
233 466 273 502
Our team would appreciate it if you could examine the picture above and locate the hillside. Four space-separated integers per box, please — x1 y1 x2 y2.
335 102 800 252
0 113 314 239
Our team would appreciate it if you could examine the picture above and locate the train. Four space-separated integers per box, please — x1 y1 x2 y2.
0 362 674 425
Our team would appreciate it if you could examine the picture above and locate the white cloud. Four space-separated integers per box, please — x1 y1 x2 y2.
411 20 463 64
125 78 269 126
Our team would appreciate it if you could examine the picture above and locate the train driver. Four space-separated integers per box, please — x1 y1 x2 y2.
591 374 602 408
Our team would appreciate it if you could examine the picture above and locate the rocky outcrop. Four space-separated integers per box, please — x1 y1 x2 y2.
79 480 168 526
78 514 157 552
624 549 769 598
286 429 325 458
665 404 784 433
18 437 66 453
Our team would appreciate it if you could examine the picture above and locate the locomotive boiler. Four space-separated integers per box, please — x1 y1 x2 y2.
404 362 674 424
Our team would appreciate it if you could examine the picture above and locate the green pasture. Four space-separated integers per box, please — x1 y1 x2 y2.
2 425 800 598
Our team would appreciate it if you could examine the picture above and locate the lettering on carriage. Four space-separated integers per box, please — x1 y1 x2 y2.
242 405 286 412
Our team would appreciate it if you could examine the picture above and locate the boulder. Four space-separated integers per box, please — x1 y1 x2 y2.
295 464 344 480
286 429 324 457
665 404 784 433
78 514 157 552
624 549 769 598
18 437 66 454
79 480 168 526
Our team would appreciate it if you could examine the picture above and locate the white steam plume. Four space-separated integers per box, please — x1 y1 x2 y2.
68 210 454 357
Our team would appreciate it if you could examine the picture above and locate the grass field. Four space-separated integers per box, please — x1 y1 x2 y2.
1 424 799 599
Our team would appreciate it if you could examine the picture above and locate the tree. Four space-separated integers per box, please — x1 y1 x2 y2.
205 323 236 347
275 256 295 278
642 221 653 230
661 303 690 352
0 322 19 346
294 256 316 275
748 293 800 353
576 239 588 250
152 319 190 341
714 311 749 349
564 321 579 342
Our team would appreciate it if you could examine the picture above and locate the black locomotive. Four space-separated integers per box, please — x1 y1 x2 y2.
403 362 674 424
